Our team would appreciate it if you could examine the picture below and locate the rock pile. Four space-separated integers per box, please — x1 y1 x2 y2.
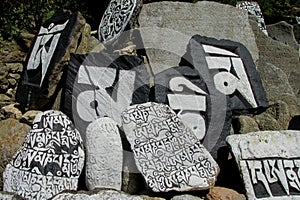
0 0 299 199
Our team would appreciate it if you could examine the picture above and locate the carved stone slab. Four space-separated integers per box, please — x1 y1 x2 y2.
180 35 269 115
98 0 140 44
121 102 219 192
85 117 122 190
236 1 268 36
16 11 86 110
62 53 149 141
3 110 85 200
227 130 300 200
154 66 232 159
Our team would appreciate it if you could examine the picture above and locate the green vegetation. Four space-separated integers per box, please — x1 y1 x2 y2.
0 0 299 41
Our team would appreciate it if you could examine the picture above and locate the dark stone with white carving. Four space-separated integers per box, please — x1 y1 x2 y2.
180 35 269 116
3 110 85 200
121 102 219 192
154 66 232 159
236 1 268 36
85 117 122 190
16 11 86 111
227 130 300 200
98 0 143 44
62 52 149 141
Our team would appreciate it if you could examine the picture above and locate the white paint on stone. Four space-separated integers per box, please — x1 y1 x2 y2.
121 102 219 192
227 130 300 200
85 117 123 191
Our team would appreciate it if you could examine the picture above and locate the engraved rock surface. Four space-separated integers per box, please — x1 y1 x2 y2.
139 1 259 73
227 130 300 199
85 117 122 190
3 110 85 200
121 102 219 192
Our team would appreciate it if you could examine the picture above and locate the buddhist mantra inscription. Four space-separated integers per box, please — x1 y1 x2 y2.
85 117 123 190
122 102 219 192
227 130 300 200
3 110 85 200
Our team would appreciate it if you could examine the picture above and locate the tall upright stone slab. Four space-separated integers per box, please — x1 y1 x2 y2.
180 35 269 115
138 1 259 73
85 117 123 190
236 1 268 36
3 110 85 200
227 130 300 200
154 66 231 159
16 11 86 110
62 52 149 141
121 102 219 192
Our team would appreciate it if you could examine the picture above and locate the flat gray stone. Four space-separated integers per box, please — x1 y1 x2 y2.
121 102 219 192
85 117 123 190
227 130 300 199
138 1 259 73
3 110 85 200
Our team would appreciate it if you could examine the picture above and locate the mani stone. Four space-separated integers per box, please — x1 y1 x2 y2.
16 11 87 111
3 110 85 200
138 1 259 73
121 102 219 192
85 117 122 190
226 130 300 200
62 52 149 141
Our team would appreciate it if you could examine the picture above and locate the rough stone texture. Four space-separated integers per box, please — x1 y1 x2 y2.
139 1 259 73
251 20 300 101
253 112 281 131
0 104 22 120
170 194 204 200
122 102 219 192
20 110 42 125
0 41 26 63
227 130 300 199
85 117 122 190
0 191 24 200
293 24 300 43
267 21 299 50
206 187 246 200
51 189 165 200
0 118 30 190
88 36 106 53
236 116 260 134
3 110 85 200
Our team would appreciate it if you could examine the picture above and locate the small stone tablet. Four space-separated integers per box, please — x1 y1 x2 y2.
3 110 85 200
227 130 300 200
121 102 219 192
85 117 123 190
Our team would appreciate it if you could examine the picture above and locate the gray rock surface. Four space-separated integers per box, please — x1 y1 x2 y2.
139 1 259 73
227 130 300 199
85 117 122 191
267 21 299 50
122 102 219 192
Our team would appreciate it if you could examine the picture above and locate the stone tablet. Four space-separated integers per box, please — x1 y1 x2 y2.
62 52 149 141
98 0 140 44
121 102 219 192
16 11 86 110
227 130 300 200
236 1 268 36
180 35 269 115
154 66 232 159
85 117 122 190
3 110 85 200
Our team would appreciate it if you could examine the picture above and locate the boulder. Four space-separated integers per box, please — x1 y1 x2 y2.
0 104 22 120
206 187 246 200
267 21 299 50
0 118 30 190
227 130 300 199
171 194 204 200
235 116 260 134
138 1 259 73
3 110 85 199
121 102 219 192
20 110 42 125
